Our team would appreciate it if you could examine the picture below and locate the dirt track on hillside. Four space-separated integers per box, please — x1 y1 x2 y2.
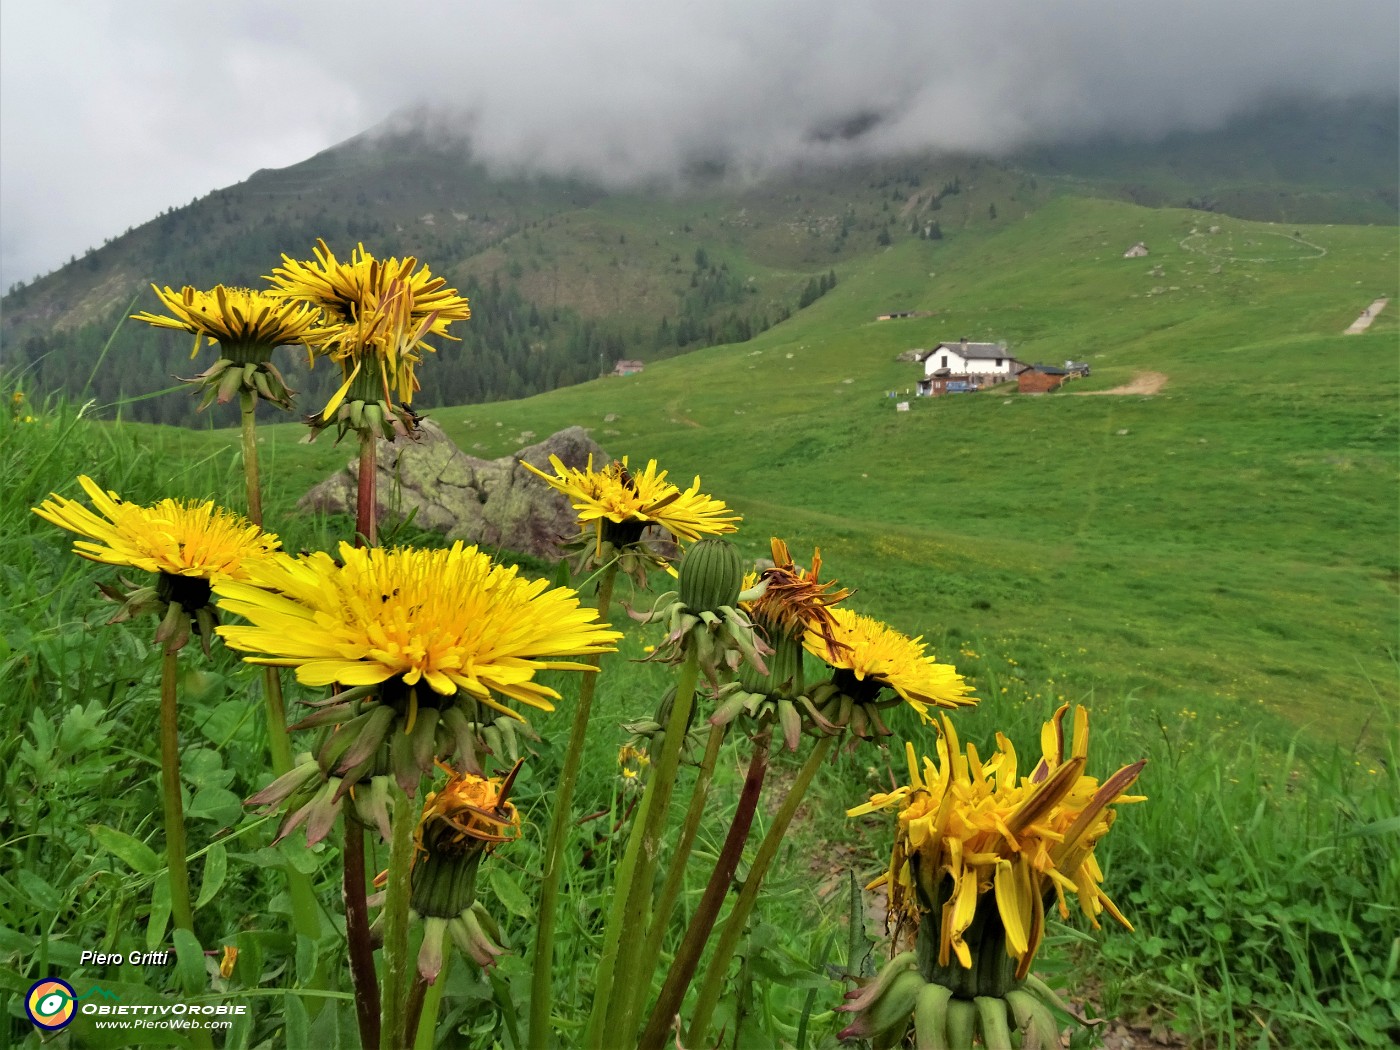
1071 371 1168 396
1345 297 1388 334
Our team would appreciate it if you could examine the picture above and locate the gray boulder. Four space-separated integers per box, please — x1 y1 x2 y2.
298 422 608 558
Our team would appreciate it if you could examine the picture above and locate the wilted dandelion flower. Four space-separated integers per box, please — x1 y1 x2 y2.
32 475 280 652
712 538 852 748
410 761 522 979
267 240 470 431
417 761 523 855
742 538 849 652
848 705 1146 981
218 947 239 980
806 607 976 739
132 285 324 409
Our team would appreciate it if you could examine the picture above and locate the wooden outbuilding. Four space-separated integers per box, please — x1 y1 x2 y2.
1018 364 1070 394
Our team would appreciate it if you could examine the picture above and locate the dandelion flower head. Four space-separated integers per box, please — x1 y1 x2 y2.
805 607 976 721
522 453 739 553
847 705 1145 978
33 475 280 583
132 284 325 360
215 540 621 719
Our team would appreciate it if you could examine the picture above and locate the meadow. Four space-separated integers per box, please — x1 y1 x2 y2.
2 196 1396 1048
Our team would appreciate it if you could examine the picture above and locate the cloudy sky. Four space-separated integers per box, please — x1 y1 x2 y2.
1 0 1395 291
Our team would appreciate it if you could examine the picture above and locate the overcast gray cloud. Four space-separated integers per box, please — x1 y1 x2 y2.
2 0 1395 291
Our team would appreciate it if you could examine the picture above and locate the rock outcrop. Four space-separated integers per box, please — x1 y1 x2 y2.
298 423 608 559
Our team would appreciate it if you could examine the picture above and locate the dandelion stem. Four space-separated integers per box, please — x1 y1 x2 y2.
238 390 263 526
159 647 195 936
582 790 653 1049
261 666 326 945
260 669 292 772
380 777 422 1050
343 820 380 1050
638 725 772 1050
528 555 619 1050
638 720 727 972
348 419 383 1049
684 733 835 1047
605 646 702 1042
412 953 451 1050
404 972 431 1049
356 427 378 547
244 387 326 948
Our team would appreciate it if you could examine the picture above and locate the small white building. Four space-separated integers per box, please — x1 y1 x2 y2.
922 339 1023 381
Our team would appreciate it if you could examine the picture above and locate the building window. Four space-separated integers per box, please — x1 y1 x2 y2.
995 358 1002 367
940 355 947 368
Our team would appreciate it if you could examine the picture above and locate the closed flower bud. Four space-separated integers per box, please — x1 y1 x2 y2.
679 537 744 614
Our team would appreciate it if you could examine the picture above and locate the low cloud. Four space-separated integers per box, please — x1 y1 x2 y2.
2 0 1395 288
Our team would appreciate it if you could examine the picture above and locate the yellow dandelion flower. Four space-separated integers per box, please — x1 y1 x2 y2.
266 240 471 419
132 285 324 409
132 284 325 360
805 607 976 722
617 743 650 780
848 705 1145 980
214 540 621 720
522 453 739 554
33 476 280 652
33 475 280 583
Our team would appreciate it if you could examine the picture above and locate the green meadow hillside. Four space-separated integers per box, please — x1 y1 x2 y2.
134 196 1398 744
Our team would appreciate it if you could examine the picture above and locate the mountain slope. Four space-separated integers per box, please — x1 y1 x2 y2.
126 195 1397 740
2 97 1393 425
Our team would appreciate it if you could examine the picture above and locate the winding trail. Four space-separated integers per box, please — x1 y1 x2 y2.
1178 229 1327 262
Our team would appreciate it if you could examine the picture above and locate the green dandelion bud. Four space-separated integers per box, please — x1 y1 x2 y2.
678 537 744 614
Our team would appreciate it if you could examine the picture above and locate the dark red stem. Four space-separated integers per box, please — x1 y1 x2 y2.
638 727 772 1050
344 820 381 1049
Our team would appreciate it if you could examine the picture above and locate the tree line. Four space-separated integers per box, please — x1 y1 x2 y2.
7 260 834 428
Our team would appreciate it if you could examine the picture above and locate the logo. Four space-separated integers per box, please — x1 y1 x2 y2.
26 978 77 1031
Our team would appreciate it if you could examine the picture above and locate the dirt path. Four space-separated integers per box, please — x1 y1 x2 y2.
1345 298 1388 334
1071 371 1168 396
1178 228 1327 262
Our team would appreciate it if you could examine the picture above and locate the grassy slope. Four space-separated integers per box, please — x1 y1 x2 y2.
1022 96 1400 224
14 193 1398 1048
138 196 1398 742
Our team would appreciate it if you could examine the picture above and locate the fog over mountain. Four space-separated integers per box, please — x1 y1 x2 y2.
2 0 1396 291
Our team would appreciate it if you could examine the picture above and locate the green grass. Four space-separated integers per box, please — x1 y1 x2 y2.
3 194 1396 1047
138 197 1397 740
